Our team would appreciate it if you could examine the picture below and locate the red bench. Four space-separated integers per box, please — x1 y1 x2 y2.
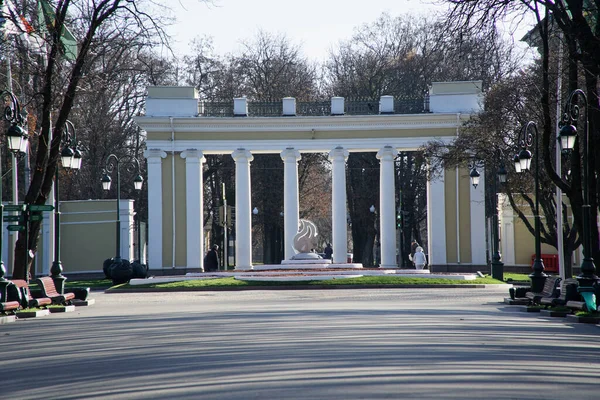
531 254 559 272
34 277 75 305
12 279 52 308
1 281 20 314
0 300 20 314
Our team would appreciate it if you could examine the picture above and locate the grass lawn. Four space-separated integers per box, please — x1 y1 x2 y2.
112 275 504 291
28 279 113 291
504 273 531 283
65 279 113 289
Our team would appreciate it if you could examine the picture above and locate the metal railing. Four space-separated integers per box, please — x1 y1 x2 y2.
394 97 430 114
199 95 429 117
200 102 233 117
247 102 283 117
345 99 380 115
296 101 331 116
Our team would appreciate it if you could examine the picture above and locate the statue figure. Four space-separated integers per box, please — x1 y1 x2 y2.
292 219 321 260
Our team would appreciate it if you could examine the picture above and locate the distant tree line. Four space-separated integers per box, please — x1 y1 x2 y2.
1 2 524 271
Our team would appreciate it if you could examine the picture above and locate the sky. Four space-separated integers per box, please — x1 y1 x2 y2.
167 0 449 62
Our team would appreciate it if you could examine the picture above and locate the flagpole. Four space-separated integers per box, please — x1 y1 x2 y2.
555 31 565 280
5 40 22 276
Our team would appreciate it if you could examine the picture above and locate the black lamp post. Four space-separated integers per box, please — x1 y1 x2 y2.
515 121 547 292
557 89 597 286
1 91 27 278
469 161 507 280
50 120 82 292
101 155 143 266
469 166 481 188
369 205 380 266
491 163 507 281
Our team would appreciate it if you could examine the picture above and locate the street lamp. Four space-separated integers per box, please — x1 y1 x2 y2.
469 166 481 188
369 205 379 266
1 91 27 278
492 162 507 280
468 160 506 280
557 89 597 285
515 121 546 292
50 120 82 289
101 155 143 269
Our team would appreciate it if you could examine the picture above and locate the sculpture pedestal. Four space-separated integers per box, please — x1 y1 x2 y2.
253 260 364 270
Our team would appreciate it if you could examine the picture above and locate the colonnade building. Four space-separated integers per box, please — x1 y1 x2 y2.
134 81 487 273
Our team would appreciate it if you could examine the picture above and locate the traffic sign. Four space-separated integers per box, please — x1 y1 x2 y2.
4 215 23 222
30 214 43 222
7 225 24 231
29 205 54 212
4 204 25 212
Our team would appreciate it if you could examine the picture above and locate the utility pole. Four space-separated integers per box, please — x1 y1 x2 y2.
222 183 227 271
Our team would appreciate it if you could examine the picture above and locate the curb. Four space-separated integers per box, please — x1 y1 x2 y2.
105 283 511 293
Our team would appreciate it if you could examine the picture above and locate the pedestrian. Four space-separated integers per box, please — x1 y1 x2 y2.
204 244 220 272
410 241 420 268
413 246 427 270
324 243 333 260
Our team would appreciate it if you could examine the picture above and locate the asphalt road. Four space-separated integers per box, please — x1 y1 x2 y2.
2 287 599 399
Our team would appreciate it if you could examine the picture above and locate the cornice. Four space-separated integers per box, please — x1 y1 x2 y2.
134 113 469 133
145 136 456 154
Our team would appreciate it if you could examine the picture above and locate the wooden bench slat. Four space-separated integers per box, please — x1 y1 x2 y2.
0 300 20 313
34 277 75 305
539 278 579 307
12 279 52 308
566 300 587 311
525 276 562 305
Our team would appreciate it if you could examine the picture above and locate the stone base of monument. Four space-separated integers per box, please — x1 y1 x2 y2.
291 252 325 261
253 259 364 270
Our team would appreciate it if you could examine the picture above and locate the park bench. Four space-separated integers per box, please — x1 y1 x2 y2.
0 299 20 314
525 276 561 305
0 281 20 314
566 282 600 312
12 279 52 309
540 278 579 308
34 277 75 305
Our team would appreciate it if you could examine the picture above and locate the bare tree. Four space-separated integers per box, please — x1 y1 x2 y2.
182 31 323 264
4 0 173 280
324 12 520 266
426 71 580 274
441 0 600 271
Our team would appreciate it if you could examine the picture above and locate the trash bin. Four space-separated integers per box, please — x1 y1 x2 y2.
347 253 353 263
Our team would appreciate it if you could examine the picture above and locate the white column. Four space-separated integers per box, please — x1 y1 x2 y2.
500 195 516 266
470 167 486 265
181 149 206 271
144 149 167 270
377 146 399 268
119 200 134 260
280 148 301 260
40 199 54 276
328 147 349 264
427 167 447 266
232 149 254 270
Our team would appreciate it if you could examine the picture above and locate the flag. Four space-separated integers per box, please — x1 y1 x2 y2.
1 0 27 37
1 1 45 55
38 0 78 61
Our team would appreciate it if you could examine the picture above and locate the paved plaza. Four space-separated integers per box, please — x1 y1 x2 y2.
2 287 600 399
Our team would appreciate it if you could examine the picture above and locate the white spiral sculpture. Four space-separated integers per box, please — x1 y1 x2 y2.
293 219 319 254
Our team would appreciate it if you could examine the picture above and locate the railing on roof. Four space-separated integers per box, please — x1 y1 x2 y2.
345 98 380 115
297 101 331 116
247 101 283 117
200 102 233 117
395 97 430 114
199 95 429 117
